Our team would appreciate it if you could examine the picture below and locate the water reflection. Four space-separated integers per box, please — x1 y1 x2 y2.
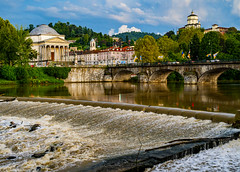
64 83 240 113
0 83 240 113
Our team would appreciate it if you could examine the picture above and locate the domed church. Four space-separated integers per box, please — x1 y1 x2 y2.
185 11 201 29
29 24 69 66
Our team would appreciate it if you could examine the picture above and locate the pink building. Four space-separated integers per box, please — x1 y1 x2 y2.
98 46 135 65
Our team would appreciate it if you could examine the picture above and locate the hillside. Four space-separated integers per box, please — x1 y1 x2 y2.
26 22 113 50
113 31 162 41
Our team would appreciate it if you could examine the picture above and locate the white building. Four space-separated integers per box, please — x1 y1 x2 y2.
204 24 230 35
90 39 97 51
184 11 201 29
29 24 70 66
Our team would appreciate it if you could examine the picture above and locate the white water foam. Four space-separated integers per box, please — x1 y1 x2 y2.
0 115 99 171
0 100 237 171
150 139 240 172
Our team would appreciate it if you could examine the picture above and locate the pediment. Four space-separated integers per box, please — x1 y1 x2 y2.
44 37 69 44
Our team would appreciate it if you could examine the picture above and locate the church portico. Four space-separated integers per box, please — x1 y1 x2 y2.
29 24 69 66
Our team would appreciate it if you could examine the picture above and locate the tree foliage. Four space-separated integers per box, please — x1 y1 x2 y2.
113 31 161 41
0 18 36 66
134 35 160 63
178 27 204 53
50 22 113 50
157 36 179 58
200 31 222 60
190 34 201 60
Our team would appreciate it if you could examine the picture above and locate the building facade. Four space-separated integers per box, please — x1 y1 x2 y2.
97 46 135 65
75 46 135 66
204 24 230 34
185 11 201 29
29 24 70 66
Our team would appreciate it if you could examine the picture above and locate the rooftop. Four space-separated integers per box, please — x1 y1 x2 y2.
30 24 60 36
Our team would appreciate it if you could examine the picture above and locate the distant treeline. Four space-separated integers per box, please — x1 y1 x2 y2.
113 31 162 41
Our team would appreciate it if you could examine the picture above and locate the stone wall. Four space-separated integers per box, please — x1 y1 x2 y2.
64 67 106 82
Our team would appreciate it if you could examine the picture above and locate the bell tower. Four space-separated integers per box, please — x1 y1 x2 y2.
90 38 96 51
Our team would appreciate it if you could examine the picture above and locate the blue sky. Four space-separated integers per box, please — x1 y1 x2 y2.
1 0 240 35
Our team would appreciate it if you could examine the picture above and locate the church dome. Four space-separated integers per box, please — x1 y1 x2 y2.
188 11 198 17
30 24 60 36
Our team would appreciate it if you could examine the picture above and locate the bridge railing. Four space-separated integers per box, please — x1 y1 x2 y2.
105 59 240 67
26 59 240 68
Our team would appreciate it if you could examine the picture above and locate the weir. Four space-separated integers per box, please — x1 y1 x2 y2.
0 97 239 171
12 97 237 124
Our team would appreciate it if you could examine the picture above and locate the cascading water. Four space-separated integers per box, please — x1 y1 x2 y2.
0 100 237 171
150 138 240 172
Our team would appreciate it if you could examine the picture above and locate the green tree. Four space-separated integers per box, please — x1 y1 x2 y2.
0 18 36 66
190 34 201 61
164 30 177 40
227 27 238 34
134 35 160 63
28 24 35 32
16 26 36 66
221 37 240 60
130 39 134 46
0 18 19 65
200 31 221 60
157 35 179 58
178 27 204 54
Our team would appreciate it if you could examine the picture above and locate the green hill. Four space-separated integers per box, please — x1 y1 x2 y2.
113 31 162 41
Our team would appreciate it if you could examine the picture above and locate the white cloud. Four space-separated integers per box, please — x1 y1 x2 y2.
118 3 131 12
108 28 115 36
108 25 141 36
132 8 145 15
232 0 240 16
118 25 141 33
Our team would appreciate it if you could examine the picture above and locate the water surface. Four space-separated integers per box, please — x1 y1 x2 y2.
0 82 240 113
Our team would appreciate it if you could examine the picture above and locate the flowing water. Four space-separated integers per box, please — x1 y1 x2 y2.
0 82 240 171
0 100 237 171
150 139 240 172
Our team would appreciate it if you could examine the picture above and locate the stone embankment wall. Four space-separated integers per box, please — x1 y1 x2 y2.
64 67 107 82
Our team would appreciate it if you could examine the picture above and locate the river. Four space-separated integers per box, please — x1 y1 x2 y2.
0 82 240 113
0 82 240 171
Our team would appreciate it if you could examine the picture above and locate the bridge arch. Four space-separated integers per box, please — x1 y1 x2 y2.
198 68 231 84
113 70 134 81
149 69 180 83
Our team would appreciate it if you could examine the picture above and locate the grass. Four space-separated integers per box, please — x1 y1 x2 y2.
0 79 17 85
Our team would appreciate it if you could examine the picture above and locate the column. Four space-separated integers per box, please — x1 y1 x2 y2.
39 46 42 62
64 46 66 62
54 46 56 62
44 45 47 61
67 46 70 63
48 45 51 61
59 46 61 61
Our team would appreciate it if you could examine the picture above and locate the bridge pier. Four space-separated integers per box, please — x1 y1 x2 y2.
138 74 149 83
183 72 198 85
103 75 113 82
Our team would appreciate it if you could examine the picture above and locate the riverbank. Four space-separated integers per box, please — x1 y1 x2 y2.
0 79 16 85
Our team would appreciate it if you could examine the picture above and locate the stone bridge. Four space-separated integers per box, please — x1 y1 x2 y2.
105 62 240 84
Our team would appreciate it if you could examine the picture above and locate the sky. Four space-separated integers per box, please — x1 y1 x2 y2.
1 0 240 36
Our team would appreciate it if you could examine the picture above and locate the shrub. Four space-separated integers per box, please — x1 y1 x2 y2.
0 65 16 81
42 67 71 79
15 66 29 80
